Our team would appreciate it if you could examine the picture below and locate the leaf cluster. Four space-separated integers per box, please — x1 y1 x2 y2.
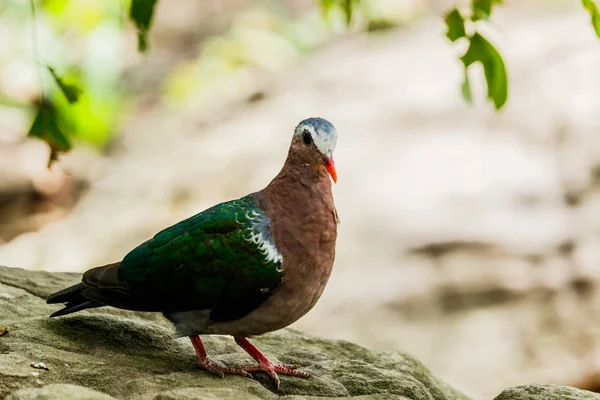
27 65 80 166
16 0 600 166
129 0 158 52
582 0 600 37
320 0 358 25
445 0 507 109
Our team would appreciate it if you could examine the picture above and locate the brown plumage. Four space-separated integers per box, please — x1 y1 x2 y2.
201 130 339 337
46 117 339 389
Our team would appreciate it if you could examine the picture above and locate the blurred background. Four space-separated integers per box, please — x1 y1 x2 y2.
1 0 600 398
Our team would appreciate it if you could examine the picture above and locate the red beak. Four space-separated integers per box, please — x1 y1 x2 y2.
324 157 337 183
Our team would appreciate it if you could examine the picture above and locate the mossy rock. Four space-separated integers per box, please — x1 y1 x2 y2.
493 384 600 400
4 266 598 400
6 384 117 400
0 266 468 400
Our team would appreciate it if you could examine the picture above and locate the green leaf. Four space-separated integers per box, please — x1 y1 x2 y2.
320 0 356 25
367 19 397 33
461 72 472 104
47 66 81 104
343 0 354 25
444 9 466 42
320 0 335 11
582 0 600 38
472 0 503 21
28 100 72 166
594 13 600 37
583 0 596 11
129 0 158 52
460 33 508 109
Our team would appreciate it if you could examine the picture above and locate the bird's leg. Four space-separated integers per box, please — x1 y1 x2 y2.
233 336 310 389
189 335 252 378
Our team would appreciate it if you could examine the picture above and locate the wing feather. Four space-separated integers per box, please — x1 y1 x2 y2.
76 194 283 320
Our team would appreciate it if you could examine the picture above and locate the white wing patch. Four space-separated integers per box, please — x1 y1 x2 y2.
245 209 283 266
247 230 283 264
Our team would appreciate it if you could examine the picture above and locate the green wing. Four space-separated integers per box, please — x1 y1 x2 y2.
117 194 284 320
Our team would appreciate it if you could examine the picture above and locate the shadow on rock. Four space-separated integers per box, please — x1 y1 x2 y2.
42 314 191 368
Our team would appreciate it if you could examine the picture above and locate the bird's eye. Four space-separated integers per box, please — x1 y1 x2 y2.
302 130 312 145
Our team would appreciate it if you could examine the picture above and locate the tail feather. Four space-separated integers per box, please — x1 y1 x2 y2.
46 283 87 304
49 301 102 317
47 282 103 317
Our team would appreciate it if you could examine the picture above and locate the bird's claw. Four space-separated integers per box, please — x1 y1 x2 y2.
197 359 253 379
196 359 308 389
241 362 310 390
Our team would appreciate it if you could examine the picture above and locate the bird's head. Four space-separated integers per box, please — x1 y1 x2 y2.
291 117 337 183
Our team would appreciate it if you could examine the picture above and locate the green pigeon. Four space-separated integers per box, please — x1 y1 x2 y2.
47 117 339 389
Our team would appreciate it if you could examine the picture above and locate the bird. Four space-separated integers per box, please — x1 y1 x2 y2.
46 117 339 389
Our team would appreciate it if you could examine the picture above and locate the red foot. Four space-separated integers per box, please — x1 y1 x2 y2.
190 335 251 378
241 362 310 389
234 336 310 389
189 335 309 390
196 358 253 378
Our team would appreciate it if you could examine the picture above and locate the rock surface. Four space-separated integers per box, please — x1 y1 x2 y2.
0 266 469 400
493 384 600 400
2 266 600 399
6 384 117 400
